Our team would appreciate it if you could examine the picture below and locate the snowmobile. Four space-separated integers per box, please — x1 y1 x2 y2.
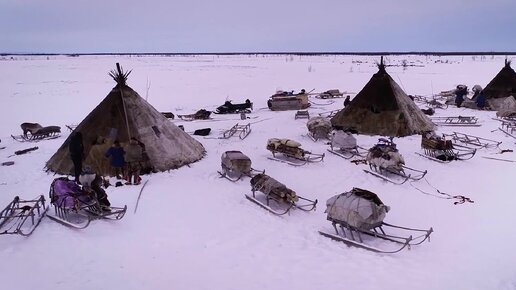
218 151 264 182
327 130 367 159
267 90 310 111
417 131 476 163
245 173 317 216
364 138 427 184
0 195 48 236
266 138 325 166
47 177 127 229
306 117 332 141
319 188 433 253
214 99 253 114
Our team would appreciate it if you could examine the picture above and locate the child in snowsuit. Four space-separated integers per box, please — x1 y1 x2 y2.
105 140 125 179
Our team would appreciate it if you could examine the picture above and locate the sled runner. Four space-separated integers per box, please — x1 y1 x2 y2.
364 138 427 184
442 132 502 149
268 90 310 111
319 188 433 253
245 173 317 216
47 177 126 229
177 109 212 121
418 132 476 163
214 100 253 114
218 151 264 182
431 116 480 127
266 138 325 166
306 117 332 141
221 123 251 140
0 195 48 236
327 130 367 159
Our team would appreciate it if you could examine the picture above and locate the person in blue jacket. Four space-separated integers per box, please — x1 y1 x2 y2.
105 140 125 179
475 92 487 109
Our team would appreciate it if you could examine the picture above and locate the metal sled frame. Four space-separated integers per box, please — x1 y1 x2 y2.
0 195 48 236
327 144 368 159
295 110 310 119
363 164 412 185
498 120 516 139
245 184 317 216
443 132 502 149
431 116 480 127
319 218 433 254
222 123 251 140
268 148 325 166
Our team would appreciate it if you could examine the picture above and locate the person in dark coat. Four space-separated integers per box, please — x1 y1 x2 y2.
69 132 84 183
344 95 351 107
105 140 125 179
455 85 467 108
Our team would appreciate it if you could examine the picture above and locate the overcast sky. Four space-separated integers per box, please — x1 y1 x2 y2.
1 0 515 53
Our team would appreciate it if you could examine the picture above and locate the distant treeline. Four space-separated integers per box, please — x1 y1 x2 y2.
1 52 516 56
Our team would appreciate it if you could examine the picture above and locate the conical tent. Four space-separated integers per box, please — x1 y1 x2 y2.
331 59 434 137
483 60 516 100
46 64 205 176
481 60 516 110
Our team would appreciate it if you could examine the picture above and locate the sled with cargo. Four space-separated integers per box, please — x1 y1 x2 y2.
177 109 212 121
364 138 427 184
11 123 61 142
319 188 433 253
417 132 476 163
0 195 48 236
218 151 264 182
267 90 310 111
47 177 126 229
245 173 317 216
266 138 325 166
327 130 367 159
306 117 332 141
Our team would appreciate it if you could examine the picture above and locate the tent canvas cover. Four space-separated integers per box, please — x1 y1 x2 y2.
331 59 434 137
481 60 516 110
46 64 205 176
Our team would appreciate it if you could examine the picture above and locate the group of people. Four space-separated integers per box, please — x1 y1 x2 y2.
454 85 487 109
68 132 147 211
69 132 145 185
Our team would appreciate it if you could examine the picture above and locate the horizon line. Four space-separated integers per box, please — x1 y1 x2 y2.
2 51 516 56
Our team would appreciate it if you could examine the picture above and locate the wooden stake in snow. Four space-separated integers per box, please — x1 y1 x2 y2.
133 179 150 214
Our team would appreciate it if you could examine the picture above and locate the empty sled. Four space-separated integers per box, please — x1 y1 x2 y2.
0 195 48 236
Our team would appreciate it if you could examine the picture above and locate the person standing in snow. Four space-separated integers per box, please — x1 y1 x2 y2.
105 140 125 179
344 95 351 107
475 92 487 110
124 137 143 185
455 85 467 108
69 131 84 183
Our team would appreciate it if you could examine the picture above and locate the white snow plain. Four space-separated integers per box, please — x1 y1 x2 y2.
0 54 515 290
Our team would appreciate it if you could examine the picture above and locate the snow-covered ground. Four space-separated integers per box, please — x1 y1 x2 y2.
0 54 515 290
